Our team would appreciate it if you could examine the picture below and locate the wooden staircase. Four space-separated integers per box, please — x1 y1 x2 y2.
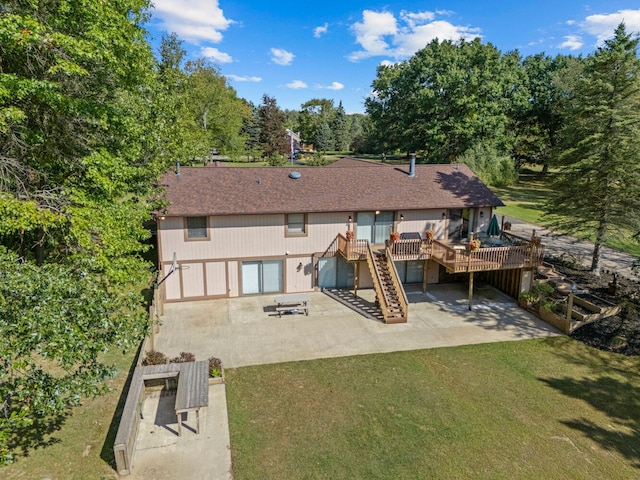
366 244 408 324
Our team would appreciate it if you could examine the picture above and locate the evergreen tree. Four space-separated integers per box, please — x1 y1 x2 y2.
545 23 640 274
258 94 288 160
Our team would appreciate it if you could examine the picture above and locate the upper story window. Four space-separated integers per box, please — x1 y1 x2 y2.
185 216 209 240
286 213 307 236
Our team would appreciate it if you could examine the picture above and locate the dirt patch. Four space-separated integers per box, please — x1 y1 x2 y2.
544 256 640 356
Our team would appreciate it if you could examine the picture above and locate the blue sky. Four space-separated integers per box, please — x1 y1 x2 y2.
145 1 640 114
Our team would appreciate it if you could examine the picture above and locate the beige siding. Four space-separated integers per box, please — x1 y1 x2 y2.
285 256 314 293
163 265 181 301
227 261 239 297
396 210 447 240
157 209 450 300
182 262 205 298
206 261 227 296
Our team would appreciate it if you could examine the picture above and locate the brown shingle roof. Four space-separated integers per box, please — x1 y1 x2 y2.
159 160 504 217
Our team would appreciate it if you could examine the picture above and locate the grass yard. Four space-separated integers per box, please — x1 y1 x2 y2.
3 348 137 480
492 167 640 258
227 337 639 480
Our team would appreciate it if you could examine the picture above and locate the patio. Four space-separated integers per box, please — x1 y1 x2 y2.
150 283 560 369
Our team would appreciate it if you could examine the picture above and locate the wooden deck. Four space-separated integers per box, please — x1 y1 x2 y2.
335 232 544 273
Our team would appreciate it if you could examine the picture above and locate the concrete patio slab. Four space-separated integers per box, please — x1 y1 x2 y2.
151 284 560 369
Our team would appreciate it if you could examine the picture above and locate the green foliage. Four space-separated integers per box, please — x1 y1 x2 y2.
458 142 518 186
306 152 329 166
258 95 289 157
0 248 147 464
366 38 527 161
209 357 223 378
545 23 640 273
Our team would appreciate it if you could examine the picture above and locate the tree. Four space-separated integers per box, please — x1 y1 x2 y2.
0 0 163 462
257 94 288 160
512 53 572 169
314 121 334 153
545 23 640 274
184 59 250 160
332 101 349 151
366 38 527 162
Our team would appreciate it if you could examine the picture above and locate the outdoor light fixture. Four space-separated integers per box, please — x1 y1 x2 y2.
442 212 446 219
375 210 380 215
400 213 404 221
480 211 484 218
297 262 303 271
348 215 352 222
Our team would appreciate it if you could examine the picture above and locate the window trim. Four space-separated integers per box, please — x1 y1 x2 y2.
285 213 308 237
184 216 210 241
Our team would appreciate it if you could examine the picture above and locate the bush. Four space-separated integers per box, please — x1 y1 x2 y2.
143 349 168 366
458 142 518 187
170 351 196 363
209 356 223 378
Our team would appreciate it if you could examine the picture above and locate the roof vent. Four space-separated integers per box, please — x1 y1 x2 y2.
289 171 301 180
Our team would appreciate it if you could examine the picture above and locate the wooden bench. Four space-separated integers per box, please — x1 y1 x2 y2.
274 294 310 317
175 360 209 436
113 361 209 475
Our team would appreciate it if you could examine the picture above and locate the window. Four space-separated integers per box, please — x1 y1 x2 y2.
286 213 306 236
186 216 208 240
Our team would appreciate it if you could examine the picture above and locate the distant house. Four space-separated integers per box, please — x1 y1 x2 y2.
156 158 543 322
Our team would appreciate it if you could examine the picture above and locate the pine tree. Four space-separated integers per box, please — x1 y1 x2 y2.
546 23 640 274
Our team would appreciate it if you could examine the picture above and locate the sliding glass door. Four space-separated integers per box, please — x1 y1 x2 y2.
357 211 394 244
241 260 283 295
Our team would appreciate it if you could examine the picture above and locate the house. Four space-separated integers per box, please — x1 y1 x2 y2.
155 157 544 322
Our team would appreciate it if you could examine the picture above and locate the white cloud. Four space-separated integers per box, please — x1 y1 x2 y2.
271 48 295 65
286 80 307 89
558 35 583 50
152 0 233 44
348 9 481 61
314 23 329 38
200 47 233 63
226 74 262 82
349 10 398 61
582 9 640 45
324 81 344 91
400 10 435 29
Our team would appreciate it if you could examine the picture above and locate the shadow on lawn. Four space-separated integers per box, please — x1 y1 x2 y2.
539 374 640 467
8 411 69 460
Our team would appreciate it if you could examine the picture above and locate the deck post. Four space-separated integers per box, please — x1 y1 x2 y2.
468 272 474 310
423 260 429 293
354 262 359 296
566 293 574 321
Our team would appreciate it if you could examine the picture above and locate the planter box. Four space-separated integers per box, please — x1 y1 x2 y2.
539 306 570 334
570 296 621 322
208 367 225 385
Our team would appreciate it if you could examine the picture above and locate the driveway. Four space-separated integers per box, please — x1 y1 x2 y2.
151 283 559 369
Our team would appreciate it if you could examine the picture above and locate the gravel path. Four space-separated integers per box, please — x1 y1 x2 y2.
501 217 638 281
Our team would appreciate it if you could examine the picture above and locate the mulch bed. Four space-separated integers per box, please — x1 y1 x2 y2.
545 257 640 356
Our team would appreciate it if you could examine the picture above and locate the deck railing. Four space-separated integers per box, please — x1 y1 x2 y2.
337 234 368 261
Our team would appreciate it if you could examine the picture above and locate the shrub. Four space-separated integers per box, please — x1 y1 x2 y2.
209 357 223 378
170 351 196 363
143 349 168 366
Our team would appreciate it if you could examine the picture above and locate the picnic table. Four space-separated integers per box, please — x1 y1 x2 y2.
274 294 310 317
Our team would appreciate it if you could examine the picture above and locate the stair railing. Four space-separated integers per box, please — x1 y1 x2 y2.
365 242 390 321
384 245 409 321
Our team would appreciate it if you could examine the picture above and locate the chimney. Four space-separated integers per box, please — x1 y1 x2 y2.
409 153 416 177
176 160 180 175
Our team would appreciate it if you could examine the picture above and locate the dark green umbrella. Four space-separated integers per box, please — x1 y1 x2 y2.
487 214 501 237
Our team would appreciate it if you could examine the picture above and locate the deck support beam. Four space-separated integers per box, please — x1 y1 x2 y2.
468 271 474 310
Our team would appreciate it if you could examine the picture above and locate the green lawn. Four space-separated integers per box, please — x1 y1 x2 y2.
227 337 639 480
492 168 640 258
3 349 137 480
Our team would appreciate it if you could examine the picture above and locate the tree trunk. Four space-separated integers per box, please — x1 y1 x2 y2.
591 217 608 275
